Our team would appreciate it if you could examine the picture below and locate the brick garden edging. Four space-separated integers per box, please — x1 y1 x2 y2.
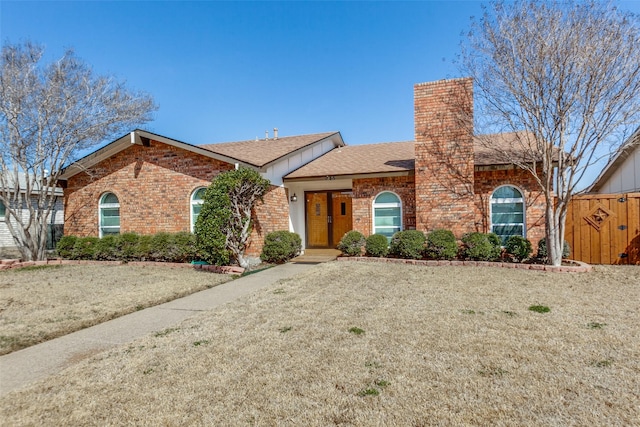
336 256 592 273
0 258 244 275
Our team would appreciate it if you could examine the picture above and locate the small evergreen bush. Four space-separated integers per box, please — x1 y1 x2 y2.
71 236 100 260
135 235 153 260
171 231 199 263
337 230 365 256
56 235 77 259
94 235 118 260
537 237 571 259
260 231 302 264
115 232 140 261
504 235 532 262
461 232 501 261
424 229 458 260
148 233 173 262
389 230 426 259
365 234 389 257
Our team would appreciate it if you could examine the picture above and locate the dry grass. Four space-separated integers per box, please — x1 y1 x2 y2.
0 265 231 355
1 262 639 426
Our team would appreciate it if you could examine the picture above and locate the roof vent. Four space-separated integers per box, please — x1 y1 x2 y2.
274 128 278 140
265 130 269 140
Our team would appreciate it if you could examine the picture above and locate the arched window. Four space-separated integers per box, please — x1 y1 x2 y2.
191 187 206 232
491 185 525 244
99 192 120 237
373 191 402 241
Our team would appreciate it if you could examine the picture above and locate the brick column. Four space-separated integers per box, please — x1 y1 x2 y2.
414 78 476 236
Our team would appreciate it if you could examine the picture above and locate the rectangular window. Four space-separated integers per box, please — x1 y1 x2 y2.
340 202 346 216
0 200 5 219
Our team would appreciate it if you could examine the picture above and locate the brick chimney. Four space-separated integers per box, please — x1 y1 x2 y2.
414 78 476 236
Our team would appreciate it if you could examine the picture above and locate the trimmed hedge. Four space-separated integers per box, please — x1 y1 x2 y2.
337 230 366 257
460 232 501 261
504 235 532 262
365 234 389 257
56 232 201 263
260 231 302 264
424 229 458 260
389 230 426 259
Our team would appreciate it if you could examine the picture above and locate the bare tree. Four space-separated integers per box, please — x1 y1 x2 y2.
462 0 640 265
0 42 156 260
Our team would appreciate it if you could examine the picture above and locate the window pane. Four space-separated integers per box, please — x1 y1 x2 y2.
374 207 400 226
0 200 5 218
101 193 119 204
492 186 522 199
493 224 523 242
100 208 120 227
193 188 206 201
375 192 400 204
375 227 401 240
492 202 523 213
101 228 120 236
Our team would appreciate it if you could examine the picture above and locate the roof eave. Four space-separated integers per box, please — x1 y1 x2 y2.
284 170 413 183
58 129 254 182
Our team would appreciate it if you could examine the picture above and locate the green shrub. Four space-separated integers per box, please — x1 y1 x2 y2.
71 236 100 260
56 235 77 259
537 237 571 259
260 231 302 264
461 232 501 261
504 235 532 262
424 229 458 260
389 230 426 259
365 234 389 257
94 235 118 260
337 230 365 256
171 231 199 263
115 232 140 261
135 235 153 260
148 233 172 262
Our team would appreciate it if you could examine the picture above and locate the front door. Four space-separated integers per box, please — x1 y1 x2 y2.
305 191 353 248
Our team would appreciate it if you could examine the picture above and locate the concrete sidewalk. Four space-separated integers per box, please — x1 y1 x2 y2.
0 262 315 396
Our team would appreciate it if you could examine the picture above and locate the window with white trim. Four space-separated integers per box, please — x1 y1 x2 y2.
191 187 206 232
373 191 402 241
99 192 120 237
491 185 525 244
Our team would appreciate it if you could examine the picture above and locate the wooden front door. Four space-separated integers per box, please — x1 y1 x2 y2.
305 191 353 248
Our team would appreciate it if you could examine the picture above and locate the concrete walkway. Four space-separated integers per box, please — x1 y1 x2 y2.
0 262 316 396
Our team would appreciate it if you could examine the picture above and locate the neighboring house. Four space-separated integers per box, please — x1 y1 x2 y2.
0 174 64 258
58 77 548 258
588 127 640 194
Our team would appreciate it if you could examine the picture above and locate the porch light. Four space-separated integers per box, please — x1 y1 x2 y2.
290 193 298 202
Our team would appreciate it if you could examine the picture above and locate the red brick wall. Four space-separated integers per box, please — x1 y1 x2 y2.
246 186 290 257
63 139 290 259
474 167 546 246
64 139 233 236
414 78 476 236
351 176 416 236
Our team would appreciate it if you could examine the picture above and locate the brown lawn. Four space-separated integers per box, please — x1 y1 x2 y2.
0 264 231 355
1 262 638 426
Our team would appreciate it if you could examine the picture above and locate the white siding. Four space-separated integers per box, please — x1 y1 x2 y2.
597 145 640 193
0 195 64 252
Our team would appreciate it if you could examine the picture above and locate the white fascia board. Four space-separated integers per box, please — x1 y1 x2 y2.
283 170 412 183
59 130 256 181
259 132 345 172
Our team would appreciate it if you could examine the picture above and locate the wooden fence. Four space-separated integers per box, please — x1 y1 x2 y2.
565 193 640 265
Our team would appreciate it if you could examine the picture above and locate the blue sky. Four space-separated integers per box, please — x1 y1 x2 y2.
2 1 640 186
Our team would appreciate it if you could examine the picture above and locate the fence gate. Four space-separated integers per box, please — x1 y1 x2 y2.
565 193 640 265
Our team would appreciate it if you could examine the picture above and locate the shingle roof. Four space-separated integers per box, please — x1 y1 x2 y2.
284 141 416 180
200 132 342 168
285 131 551 180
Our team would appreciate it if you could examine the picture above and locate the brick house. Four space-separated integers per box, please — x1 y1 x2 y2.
59 77 547 258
